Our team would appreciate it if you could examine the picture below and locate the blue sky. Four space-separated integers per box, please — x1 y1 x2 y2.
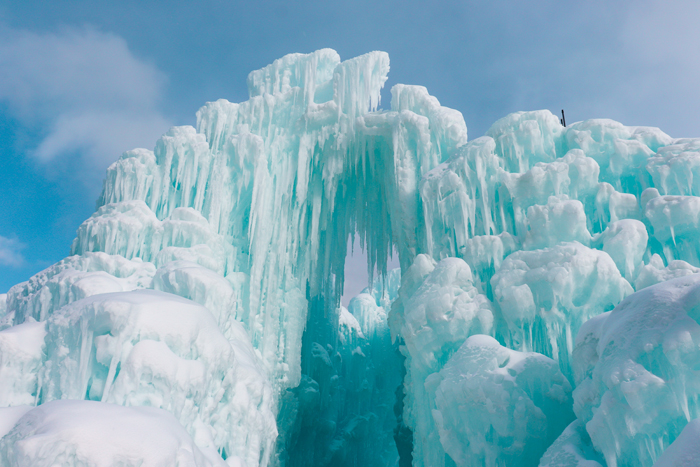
1 0 698 297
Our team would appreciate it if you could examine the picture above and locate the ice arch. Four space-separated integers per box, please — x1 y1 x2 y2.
3 48 700 467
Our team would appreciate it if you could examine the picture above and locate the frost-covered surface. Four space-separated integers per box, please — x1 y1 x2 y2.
491 241 632 380
0 319 46 406
2 48 700 466
635 254 700 290
275 268 403 467
0 400 227 467
0 290 276 466
570 275 700 467
7 252 155 324
390 255 494 467
653 418 700 467
40 291 276 466
538 420 604 467
428 335 574 467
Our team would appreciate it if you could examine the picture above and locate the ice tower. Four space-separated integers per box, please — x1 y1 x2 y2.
3 48 700 467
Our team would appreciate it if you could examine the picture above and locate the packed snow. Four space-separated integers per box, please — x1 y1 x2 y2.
0 400 228 466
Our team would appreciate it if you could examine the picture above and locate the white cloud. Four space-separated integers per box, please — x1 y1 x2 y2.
0 236 25 267
0 26 172 170
341 236 399 307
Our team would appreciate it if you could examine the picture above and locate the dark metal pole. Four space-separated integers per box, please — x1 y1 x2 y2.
560 109 566 127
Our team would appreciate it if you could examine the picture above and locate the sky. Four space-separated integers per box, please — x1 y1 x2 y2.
0 0 698 300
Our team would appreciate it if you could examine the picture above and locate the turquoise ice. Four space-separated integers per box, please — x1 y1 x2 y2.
2 48 700 466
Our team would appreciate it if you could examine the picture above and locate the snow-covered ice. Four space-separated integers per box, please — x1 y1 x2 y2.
429 335 574 467
0 400 228 466
2 48 700 466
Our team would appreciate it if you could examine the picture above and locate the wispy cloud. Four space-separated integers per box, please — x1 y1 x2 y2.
0 26 172 171
0 236 25 268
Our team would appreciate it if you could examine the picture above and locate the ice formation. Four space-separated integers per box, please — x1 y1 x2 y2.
429 335 573 467
0 401 227 466
571 275 700 467
652 418 700 467
2 47 700 466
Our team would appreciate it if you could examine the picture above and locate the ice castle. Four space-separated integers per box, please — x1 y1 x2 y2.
2 49 700 467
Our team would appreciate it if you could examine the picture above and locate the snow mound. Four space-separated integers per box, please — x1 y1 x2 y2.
572 274 700 467
428 335 574 467
0 400 227 467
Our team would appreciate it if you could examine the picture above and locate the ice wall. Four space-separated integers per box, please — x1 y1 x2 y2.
2 47 700 467
89 48 464 393
277 269 403 466
430 335 574 467
390 255 494 466
390 111 700 465
570 275 700 467
1 48 469 466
